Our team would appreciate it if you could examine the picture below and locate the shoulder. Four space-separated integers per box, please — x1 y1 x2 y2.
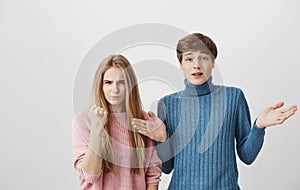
214 84 244 96
74 109 89 121
158 91 181 103
73 109 91 129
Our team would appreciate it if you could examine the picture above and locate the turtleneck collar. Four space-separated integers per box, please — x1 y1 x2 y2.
182 77 214 96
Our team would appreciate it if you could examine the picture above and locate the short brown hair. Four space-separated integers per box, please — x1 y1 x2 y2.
176 33 218 63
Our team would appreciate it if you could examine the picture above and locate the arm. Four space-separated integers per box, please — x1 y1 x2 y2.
236 99 297 165
155 99 174 174
145 140 162 190
235 91 266 165
72 106 108 184
235 91 297 164
81 106 108 174
72 114 103 184
81 142 102 175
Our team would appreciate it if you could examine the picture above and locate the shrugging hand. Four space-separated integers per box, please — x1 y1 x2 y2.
132 111 167 142
256 102 297 128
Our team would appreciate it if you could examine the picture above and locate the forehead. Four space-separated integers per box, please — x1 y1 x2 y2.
103 67 125 80
182 50 210 57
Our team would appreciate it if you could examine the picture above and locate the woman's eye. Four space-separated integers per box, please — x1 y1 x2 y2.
185 58 192 62
104 81 112 84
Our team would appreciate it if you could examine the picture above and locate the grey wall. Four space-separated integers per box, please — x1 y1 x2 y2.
1 0 299 189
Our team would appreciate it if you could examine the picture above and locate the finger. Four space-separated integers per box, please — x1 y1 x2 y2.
282 109 297 120
98 108 104 114
96 106 101 112
143 111 150 120
271 102 284 109
103 110 108 116
89 105 97 112
137 129 149 136
275 118 285 125
280 105 298 113
132 124 146 131
132 118 147 126
148 111 156 118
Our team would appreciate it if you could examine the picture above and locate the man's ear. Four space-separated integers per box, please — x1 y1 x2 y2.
212 57 216 68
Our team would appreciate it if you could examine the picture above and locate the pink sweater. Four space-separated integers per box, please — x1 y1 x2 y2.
72 110 162 190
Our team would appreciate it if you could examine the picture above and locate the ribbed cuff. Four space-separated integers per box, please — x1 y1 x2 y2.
253 119 266 136
79 162 102 183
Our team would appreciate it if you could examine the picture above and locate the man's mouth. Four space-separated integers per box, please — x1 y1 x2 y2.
191 72 203 76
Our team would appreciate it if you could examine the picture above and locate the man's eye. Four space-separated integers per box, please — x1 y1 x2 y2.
201 57 209 61
185 58 193 61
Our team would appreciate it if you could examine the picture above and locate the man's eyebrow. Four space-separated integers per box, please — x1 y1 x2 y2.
183 52 193 56
199 52 210 55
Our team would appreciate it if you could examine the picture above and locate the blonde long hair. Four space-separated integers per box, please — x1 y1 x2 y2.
92 54 145 174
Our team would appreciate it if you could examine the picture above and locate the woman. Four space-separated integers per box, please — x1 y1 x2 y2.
72 54 161 190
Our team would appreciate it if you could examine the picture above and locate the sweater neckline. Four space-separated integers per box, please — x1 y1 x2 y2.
109 112 127 118
182 77 214 96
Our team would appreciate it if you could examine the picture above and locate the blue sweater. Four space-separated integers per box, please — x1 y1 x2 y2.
156 78 265 190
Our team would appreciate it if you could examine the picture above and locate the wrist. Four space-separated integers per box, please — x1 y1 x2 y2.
158 123 167 142
255 119 265 128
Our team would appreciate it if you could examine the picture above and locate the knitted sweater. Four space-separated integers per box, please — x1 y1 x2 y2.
72 111 162 190
156 78 265 190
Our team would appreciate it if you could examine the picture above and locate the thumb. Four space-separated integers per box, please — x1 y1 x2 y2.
271 102 284 109
148 111 156 118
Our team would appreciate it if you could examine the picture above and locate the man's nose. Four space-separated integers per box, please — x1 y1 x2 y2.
193 59 201 68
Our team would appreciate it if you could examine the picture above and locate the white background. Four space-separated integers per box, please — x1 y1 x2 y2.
1 0 299 189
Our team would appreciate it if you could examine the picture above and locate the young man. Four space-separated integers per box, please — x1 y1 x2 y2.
132 33 297 189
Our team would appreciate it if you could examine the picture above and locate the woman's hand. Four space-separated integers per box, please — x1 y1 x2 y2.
88 105 108 135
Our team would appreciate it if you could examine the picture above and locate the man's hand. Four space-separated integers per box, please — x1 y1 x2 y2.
256 102 297 128
132 111 167 142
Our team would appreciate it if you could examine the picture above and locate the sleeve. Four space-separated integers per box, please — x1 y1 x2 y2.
145 140 162 186
72 113 103 186
235 90 266 165
155 98 174 174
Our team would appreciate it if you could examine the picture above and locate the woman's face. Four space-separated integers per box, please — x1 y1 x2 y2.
180 50 214 85
102 66 126 112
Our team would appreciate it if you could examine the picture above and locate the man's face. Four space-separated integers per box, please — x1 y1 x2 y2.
180 50 214 86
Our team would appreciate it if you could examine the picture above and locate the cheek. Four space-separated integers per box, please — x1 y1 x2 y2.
120 85 126 95
204 64 214 71
102 86 110 97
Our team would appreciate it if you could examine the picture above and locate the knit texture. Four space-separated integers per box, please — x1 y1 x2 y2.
72 111 162 190
156 77 265 190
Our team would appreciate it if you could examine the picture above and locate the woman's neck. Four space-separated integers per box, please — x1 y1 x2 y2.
109 104 126 113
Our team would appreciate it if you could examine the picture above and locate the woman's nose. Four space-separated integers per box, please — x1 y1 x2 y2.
112 82 119 92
